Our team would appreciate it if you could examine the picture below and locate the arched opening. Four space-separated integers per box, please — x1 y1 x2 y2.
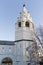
18 22 21 27
1 57 13 65
39 61 43 65
25 21 29 27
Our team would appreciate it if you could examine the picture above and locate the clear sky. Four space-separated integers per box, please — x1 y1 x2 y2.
0 0 43 41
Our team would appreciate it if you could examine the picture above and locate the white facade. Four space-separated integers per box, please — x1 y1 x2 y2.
15 5 35 65
0 5 43 65
15 5 35 41
0 42 16 65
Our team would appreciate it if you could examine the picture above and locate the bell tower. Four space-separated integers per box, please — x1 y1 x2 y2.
15 5 35 65
15 5 35 41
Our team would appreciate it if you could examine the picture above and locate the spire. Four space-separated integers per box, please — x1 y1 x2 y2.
22 4 27 14
17 4 33 22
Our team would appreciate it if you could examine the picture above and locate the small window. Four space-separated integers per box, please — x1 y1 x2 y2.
18 22 21 27
25 21 29 27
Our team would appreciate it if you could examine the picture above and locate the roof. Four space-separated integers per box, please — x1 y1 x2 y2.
0 40 15 45
17 4 33 23
0 39 34 45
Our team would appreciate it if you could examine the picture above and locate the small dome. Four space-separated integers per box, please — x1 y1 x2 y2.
23 4 26 7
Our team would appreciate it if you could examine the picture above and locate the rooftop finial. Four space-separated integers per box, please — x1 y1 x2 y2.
23 4 26 7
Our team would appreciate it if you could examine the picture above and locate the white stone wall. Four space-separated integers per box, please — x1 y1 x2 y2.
0 45 16 65
0 45 15 55
0 42 31 65
15 5 35 41
15 41 34 62
15 5 35 65
15 22 34 40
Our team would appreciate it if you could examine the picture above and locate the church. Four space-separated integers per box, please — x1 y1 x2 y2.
0 5 43 65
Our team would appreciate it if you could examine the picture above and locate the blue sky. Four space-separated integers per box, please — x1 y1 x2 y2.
0 0 43 41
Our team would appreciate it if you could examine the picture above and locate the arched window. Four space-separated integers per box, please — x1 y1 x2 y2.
25 21 29 27
18 22 21 27
1 57 13 65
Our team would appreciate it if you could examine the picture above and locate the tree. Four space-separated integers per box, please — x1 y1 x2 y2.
36 25 43 46
28 25 43 65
